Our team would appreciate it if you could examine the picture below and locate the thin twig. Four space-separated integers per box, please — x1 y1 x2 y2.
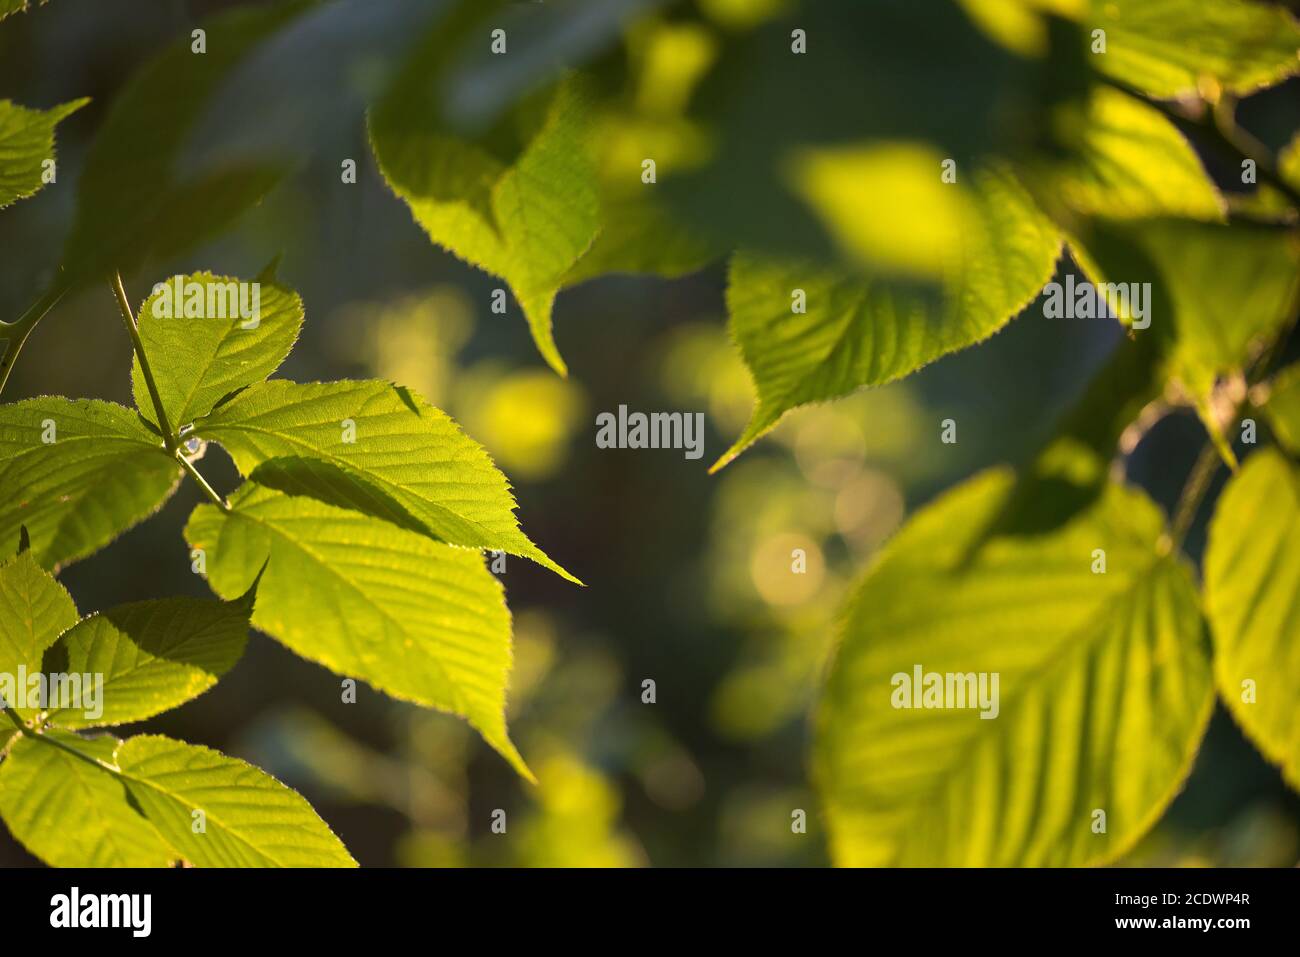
0 285 68 397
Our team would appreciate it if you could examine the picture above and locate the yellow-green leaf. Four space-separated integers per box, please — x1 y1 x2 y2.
717 165 1060 469
0 545 78 721
0 398 180 569
1087 0 1300 98
1048 86 1224 220
115 733 355 867
815 470 1212 866
0 731 176 867
1204 450 1300 791
193 378 576 582
46 591 255 729
370 77 599 375
132 270 304 430
0 98 88 210
185 484 532 779
1265 363 1300 456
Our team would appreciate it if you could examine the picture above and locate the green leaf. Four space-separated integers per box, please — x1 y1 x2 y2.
0 731 177 867
193 378 576 582
1046 86 1224 220
370 76 600 375
45 588 256 729
0 98 88 210
132 270 304 430
815 470 1213 865
716 165 1060 469
61 2 308 283
0 545 78 720
1265 363 1300 456
1087 0 1300 98
185 484 532 779
0 398 181 569
115 733 355 867
1204 450 1300 791
1080 220 1300 402
1281 134 1300 195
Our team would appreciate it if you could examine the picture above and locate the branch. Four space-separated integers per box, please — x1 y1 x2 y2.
0 285 67 397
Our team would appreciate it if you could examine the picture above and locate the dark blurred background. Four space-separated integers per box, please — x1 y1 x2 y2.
1 0 1297 866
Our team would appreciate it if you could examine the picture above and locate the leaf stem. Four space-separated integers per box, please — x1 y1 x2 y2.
177 449 232 512
0 284 67 397
111 271 178 454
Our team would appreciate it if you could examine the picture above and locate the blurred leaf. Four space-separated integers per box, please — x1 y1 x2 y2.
47 589 256 729
185 483 532 780
116 733 356 867
0 546 78 721
61 2 309 283
1204 450 1300 792
1265 362 1300 455
0 99 88 210
668 0 1050 259
132 270 304 431
0 731 176 867
1282 133 1300 194
1046 86 1223 220
194 378 576 581
371 75 599 375
815 470 1213 865
1086 0 1300 99
716 165 1060 469
0 0 47 20
0 398 180 569
1079 219 1300 459
788 142 967 280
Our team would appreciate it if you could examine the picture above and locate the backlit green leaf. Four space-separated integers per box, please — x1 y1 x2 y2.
370 76 599 375
193 378 576 581
132 270 304 430
1047 86 1223 220
0 398 180 569
0 98 88 210
1079 220 1300 404
185 484 532 779
0 731 176 867
717 165 1060 469
115 733 355 867
46 589 255 729
1204 450 1300 792
0 545 78 720
815 470 1212 865
1265 363 1300 456
1087 0 1300 98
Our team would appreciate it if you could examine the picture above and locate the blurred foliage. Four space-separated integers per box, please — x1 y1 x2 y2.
2 0 1300 867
